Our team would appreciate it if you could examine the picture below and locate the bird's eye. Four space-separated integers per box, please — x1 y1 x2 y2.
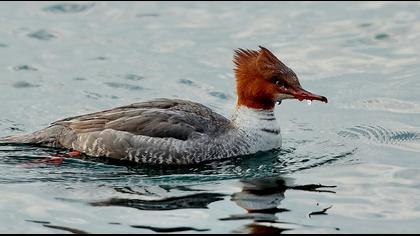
275 80 284 87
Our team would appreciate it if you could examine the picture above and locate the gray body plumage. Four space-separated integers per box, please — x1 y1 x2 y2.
0 98 282 165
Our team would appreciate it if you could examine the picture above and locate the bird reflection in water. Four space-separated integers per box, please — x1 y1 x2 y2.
221 176 336 234
88 176 335 233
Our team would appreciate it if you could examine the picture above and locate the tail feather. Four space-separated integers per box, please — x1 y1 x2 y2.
0 133 37 144
0 125 68 147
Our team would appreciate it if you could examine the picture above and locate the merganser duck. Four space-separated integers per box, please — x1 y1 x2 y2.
1 46 327 165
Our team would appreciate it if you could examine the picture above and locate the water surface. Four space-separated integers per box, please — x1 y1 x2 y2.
1 2 420 233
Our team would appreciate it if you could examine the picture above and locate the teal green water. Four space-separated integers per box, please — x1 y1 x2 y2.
1 2 420 233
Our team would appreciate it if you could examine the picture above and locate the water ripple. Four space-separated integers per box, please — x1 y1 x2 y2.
104 82 145 91
43 3 94 13
123 74 144 81
130 225 209 233
89 192 226 211
13 65 38 71
27 220 89 234
338 125 420 151
347 98 420 114
12 81 40 88
27 30 55 41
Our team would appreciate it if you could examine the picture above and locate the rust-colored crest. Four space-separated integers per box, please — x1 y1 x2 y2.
233 48 259 74
233 46 288 80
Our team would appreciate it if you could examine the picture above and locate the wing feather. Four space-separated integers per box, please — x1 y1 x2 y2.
52 98 231 141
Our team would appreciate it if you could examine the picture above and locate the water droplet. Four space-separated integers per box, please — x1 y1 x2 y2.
307 100 312 106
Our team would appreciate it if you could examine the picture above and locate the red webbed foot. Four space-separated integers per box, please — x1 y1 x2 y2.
17 150 82 168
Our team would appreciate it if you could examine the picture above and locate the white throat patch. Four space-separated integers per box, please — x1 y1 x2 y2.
232 106 282 152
